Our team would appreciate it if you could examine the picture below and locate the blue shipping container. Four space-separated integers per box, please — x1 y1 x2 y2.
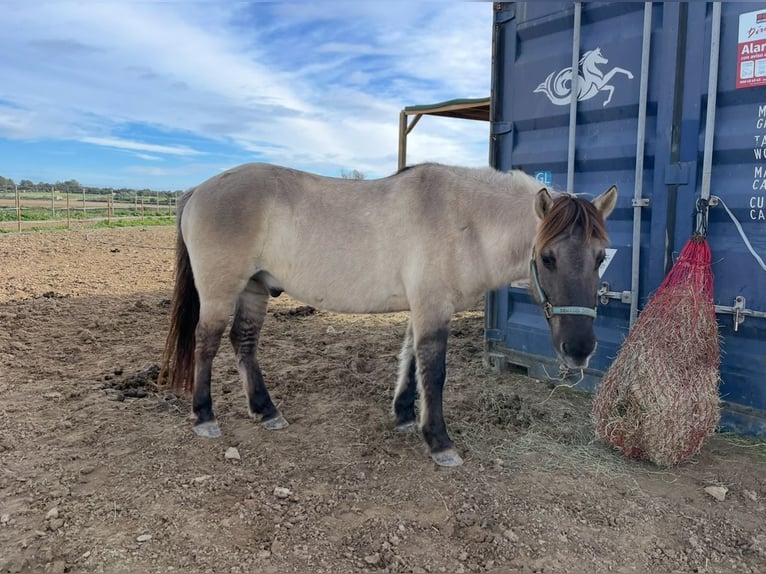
486 2 766 435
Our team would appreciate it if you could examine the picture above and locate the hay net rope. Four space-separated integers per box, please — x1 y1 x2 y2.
592 234 721 467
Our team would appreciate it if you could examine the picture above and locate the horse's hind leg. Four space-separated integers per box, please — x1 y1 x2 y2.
192 308 228 438
230 279 288 430
392 318 418 431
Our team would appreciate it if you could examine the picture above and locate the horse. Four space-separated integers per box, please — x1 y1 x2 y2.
534 47 634 107
159 162 617 467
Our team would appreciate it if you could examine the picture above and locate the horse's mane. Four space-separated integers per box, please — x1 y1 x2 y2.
536 194 608 252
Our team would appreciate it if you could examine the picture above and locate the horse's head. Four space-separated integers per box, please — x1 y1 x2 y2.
531 186 617 369
582 47 608 67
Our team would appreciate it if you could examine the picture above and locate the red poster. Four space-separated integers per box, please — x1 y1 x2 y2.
738 9 766 89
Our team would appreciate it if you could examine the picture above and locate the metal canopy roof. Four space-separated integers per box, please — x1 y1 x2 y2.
402 97 490 122
398 97 490 170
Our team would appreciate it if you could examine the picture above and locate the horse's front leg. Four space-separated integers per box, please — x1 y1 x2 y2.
392 318 418 431
601 85 615 106
411 308 462 467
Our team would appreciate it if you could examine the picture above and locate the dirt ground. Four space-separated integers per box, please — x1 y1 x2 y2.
1 226 765 574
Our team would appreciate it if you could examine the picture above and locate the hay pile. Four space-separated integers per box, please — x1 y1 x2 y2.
593 236 721 467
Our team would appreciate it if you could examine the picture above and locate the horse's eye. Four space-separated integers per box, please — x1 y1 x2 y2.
595 251 606 269
541 253 556 270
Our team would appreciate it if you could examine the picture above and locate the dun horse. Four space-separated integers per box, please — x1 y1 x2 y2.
160 163 617 466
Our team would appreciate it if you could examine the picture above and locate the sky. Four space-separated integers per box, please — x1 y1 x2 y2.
0 2 492 191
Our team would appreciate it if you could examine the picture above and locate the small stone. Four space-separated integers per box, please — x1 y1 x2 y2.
136 534 152 543
225 447 241 461
364 553 381 566
79 465 97 475
257 550 271 560
389 534 400 546
81 551 91 559
704 486 728 502
47 519 64 531
273 487 291 499
458 551 469 561
743 489 758 502
270 539 286 555
192 475 212 484
1 513 10 524
45 508 59 520
503 529 519 542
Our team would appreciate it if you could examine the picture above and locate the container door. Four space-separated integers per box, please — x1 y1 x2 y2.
487 2 674 389
680 2 766 433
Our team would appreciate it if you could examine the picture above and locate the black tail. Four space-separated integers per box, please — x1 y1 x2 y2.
159 191 199 395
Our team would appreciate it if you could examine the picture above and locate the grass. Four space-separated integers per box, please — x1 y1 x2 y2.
0 214 176 234
95 216 176 229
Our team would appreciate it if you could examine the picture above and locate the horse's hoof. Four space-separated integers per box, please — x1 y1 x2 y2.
193 421 221 438
395 420 417 433
262 414 289 430
431 449 463 467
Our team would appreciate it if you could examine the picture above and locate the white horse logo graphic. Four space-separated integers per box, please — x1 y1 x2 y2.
534 48 634 107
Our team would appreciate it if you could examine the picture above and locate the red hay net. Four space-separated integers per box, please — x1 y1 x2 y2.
592 235 721 467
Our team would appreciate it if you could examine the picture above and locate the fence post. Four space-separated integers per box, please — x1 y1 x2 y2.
107 194 111 225
51 187 55 218
141 196 145 221
16 185 20 232
82 187 86 218
66 191 71 230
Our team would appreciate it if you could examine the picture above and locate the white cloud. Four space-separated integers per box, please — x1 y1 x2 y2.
80 137 203 157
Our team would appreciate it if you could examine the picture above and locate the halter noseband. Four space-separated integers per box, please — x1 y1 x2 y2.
529 254 598 320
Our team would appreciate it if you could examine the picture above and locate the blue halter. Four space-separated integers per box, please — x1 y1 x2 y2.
529 256 598 320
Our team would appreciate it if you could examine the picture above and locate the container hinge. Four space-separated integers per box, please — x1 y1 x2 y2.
598 282 632 305
494 4 515 24
631 198 650 207
664 162 692 186
485 328 504 342
714 296 766 331
491 121 512 136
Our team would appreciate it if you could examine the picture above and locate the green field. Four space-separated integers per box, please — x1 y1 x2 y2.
0 191 176 231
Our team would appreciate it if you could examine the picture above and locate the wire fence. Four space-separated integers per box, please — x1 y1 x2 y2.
0 188 178 232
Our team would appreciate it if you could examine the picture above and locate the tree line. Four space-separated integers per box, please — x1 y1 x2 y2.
0 168 365 200
0 175 181 200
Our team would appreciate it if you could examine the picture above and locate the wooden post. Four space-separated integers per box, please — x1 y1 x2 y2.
141 196 145 221
66 191 71 230
82 187 86 218
51 187 55 218
16 185 20 232
107 194 111 225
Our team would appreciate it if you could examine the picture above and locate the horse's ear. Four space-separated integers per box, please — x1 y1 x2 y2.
593 185 617 219
534 188 554 220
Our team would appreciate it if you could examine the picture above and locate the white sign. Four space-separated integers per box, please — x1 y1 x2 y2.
737 9 766 89
599 248 617 278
